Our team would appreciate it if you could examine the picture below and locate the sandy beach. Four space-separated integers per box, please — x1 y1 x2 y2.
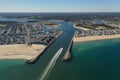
73 34 120 42
73 23 90 31
0 44 46 60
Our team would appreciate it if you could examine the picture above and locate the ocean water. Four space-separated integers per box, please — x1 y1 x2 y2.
0 22 75 80
47 39 120 80
1 39 120 80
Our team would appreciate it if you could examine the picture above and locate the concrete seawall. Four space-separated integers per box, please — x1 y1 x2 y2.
62 39 73 61
26 31 63 64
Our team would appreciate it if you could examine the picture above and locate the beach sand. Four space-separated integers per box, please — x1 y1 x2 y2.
73 34 120 42
0 44 46 60
74 24 90 31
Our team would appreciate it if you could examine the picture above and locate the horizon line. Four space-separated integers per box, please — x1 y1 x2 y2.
0 12 120 13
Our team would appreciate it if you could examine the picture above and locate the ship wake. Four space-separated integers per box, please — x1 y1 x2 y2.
36 48 63 80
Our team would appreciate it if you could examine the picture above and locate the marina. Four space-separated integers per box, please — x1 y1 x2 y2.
0 22 75 80
1 13 120 80
0 0 120 79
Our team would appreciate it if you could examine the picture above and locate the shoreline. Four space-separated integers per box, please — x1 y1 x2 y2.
73 23 90 31
26 31 63 64
0 31 63 63
73 34 120 43
0 44 46 60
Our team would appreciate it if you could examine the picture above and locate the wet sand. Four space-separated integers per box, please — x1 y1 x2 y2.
73 34 120 42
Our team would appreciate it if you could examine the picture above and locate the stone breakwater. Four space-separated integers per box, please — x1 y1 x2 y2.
26 31 63 64
62 39 73 61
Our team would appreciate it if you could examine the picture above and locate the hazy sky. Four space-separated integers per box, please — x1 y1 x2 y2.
0 0 120 12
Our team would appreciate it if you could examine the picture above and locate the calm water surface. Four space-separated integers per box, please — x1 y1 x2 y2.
0 22 120 80
47 39 120 80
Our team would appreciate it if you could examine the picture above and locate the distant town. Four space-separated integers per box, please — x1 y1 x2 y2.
0 21 62 45
1 13 120 61
1 13 120 80
1 13 120 45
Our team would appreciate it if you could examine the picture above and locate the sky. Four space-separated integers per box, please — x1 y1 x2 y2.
0 0 120 12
